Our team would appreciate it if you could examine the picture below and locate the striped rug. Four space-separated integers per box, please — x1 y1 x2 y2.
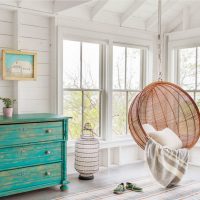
56 177 200 200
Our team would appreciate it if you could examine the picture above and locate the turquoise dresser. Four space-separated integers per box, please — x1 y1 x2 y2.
0 113 69 197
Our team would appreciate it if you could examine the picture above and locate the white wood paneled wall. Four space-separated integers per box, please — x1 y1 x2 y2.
0 9 51 114
0 8 153 172
0 10 14 113
18 12 50 113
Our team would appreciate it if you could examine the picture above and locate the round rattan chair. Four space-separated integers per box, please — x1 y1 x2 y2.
128 81 200 150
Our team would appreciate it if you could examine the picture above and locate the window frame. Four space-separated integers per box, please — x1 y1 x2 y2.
58 28 151 142
112 43 145 137
62 38 104 140
177 47 200 102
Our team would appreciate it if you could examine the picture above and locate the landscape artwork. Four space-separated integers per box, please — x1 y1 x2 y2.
2 50 37 80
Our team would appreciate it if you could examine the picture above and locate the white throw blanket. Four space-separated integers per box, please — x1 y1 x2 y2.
145 138 189 188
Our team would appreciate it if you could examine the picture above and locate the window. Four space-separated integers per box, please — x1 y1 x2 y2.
178 47 200 108
112 45 143 136
63 40 102 140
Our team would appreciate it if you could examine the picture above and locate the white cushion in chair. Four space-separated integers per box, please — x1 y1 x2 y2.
148 128 183 150
142 124 156 133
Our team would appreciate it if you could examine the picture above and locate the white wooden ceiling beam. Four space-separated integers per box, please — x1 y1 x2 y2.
166 12 182 32
120 0 145 26
16 0 22 7
145 0 174 30
166 5 199 32
182 6 190 30
53 0 93 13
0 3 54 16
91 0 109 20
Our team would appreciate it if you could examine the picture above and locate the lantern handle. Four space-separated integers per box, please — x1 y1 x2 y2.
82 122 97 137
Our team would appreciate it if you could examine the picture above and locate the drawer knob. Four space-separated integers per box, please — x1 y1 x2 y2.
45 171 51 176
45 150 51 155
46 129 52 133
18 172 25 176
20 149 26 153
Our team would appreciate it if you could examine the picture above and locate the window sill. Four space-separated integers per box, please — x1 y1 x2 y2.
67 136 136 154
100 136 136 149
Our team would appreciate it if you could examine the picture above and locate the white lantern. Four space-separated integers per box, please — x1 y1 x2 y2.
75 123 99 180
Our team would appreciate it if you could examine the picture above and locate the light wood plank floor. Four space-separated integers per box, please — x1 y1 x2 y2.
2 162 200 200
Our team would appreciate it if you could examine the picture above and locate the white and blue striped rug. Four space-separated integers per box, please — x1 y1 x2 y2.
57 177 200 200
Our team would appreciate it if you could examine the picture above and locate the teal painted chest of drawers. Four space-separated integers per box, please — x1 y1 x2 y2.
0 113 69 197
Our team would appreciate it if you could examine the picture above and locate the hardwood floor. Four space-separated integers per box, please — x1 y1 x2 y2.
2 161 200 200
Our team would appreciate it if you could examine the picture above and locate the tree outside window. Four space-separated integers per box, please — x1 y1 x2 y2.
63 40 102 140
112 45 143 136
178 47 200 108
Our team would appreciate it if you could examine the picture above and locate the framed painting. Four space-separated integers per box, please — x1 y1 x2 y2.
2 50 37 80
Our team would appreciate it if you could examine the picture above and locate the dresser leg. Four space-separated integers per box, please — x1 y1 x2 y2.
60 184 68 191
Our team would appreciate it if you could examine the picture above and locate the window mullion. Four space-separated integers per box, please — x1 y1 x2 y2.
195 47 198 91
177 49 180 85
126 91 128 134
63 88 102 92
99 44 104 138
141 49 144 89
194 47 198 103
82 90 84 134
99 45 103 90
125 47 128 134
125 47 127 90
113 89 140 92
80 42 83 89
99 91 102 137
81 42 83 133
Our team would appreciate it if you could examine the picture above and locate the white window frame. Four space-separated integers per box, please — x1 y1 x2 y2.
175 45 200 102
56 26 153 143
62 38 105 140
112 43 146 137
167 30 200 149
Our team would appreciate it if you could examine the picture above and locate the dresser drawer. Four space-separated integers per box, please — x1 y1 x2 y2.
0 163 62 192
0 121 63 146
0 142 62 170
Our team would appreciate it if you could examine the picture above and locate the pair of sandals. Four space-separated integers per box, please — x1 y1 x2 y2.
113 182 142 195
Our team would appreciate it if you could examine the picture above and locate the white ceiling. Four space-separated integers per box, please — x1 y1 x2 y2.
0 0 200 33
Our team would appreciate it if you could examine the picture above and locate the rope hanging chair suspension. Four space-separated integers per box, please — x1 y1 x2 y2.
128 0 200 150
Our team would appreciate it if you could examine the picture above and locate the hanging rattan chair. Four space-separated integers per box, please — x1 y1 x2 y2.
128 81 200 150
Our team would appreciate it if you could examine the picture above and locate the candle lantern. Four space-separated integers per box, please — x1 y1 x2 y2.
75 123 99 180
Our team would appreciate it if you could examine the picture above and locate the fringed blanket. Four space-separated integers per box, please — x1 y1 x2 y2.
145 138 189 188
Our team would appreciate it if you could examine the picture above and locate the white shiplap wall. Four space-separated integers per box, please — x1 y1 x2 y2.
19 12 50 113
0 9 51 114
0 10 14 113
0 8 152 174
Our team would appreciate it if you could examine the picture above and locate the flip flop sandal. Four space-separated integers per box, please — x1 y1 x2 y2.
126 182 143 192
113 183 126 194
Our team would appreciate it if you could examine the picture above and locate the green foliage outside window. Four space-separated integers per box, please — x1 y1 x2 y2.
63 40 100 140
179 47 200 109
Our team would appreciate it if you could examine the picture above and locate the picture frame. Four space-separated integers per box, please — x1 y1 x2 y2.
2 49 37 80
